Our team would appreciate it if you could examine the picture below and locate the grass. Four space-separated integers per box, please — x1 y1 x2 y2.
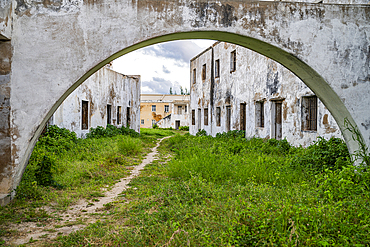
0 127 174 230
35 132 370 246
2 128 370 246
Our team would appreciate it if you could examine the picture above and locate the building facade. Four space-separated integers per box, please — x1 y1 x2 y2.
51 66 141 137
140 94 190 129
190 42 342 147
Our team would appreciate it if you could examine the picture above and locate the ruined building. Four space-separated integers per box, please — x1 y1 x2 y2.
51 65 140 137
140 94 190 129
190 42 343 147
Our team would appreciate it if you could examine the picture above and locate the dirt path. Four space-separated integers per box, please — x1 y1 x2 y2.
4 136 170 246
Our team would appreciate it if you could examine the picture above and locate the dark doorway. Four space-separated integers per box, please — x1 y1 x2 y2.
240 103 246 131
226 106 231 132
175 120 180 130
82 100 89 130
107 104 112 125
126 107 131 127
273 101 282 140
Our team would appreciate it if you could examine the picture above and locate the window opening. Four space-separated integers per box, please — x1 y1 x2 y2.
216 107 221 127
202 64 206 80
152 105 156 112
240 103 246 131
193 68 196 84
215 59 220 78
141 119 144 125
302 96 317 131
164 105 169 113
178 105 182 115
107 104 112 125
192 110 195 125
126 107 131 127
230 50 236 72
82 100 89 130
255 101 264 128
226 106 231 132
117 106 122 125
204 108 208 126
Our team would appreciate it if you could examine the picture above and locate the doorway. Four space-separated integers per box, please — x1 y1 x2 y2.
272 101 283 140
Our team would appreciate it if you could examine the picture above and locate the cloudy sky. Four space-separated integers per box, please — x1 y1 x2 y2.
112 40 215 95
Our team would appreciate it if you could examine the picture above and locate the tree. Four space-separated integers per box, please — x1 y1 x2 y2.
180 86 184 95
185 88 189 95
169 87 173 95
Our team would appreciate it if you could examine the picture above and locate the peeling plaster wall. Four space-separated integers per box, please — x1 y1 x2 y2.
190 42 343 147
53 67 140 137
1 0 368 203
0 0 13 40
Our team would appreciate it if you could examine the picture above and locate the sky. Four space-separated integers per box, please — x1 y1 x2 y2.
112 40 215 95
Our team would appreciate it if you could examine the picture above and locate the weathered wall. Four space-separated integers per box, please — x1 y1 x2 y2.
190 42 342 147
53 67 140 137
0 0 12 40
0 0 368 203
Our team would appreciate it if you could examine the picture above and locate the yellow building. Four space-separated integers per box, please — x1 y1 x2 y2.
140 94 190 129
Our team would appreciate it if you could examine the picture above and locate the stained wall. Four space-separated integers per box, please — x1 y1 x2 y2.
190 42 342 147
53 66 140 137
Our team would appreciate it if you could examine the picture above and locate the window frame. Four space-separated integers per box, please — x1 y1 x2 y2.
230 50 236 72
301 96 318 131
216 107 221 127
255 101 264 128
202 64 206 81
215 59 220 78
151 105 156 112
204 108 208 126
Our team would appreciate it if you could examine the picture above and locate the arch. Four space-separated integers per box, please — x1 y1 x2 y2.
4 1 369 203
21 31 359 186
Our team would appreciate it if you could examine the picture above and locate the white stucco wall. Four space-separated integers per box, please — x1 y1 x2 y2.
190 42 343 147
53 66 140 137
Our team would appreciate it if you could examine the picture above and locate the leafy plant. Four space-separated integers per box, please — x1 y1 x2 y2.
178 126 189 131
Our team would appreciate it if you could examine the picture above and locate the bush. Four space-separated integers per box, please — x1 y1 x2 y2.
289 137 351 173
178 126 189 131
196 129 207 137
86 125 139 139
152 124 159 129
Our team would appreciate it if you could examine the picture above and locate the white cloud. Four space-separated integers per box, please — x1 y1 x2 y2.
112 39 215 94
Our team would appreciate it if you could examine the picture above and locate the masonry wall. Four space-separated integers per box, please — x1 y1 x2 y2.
53 67 140 137
190 42 343 147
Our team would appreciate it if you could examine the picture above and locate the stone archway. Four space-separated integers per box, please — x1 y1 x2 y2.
0 0 369 203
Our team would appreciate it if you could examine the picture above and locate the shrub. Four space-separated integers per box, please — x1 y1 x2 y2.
196 129 207 137
178 126 189 131
289 137 350 173
152 124 159 129
87 125 139 139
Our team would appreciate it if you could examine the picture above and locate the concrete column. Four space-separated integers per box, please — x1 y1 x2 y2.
0 41 12 205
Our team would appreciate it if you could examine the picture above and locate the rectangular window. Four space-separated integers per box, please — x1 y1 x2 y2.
202 64 206 80
215 59 220 78
152 105 156 112
216 107 221 127
255 101 264 128
185 105 188 113
204 108 208 126
141 119 144 125
126 107 131 127
302 96 317 131
152 119 156 126
81 100 88 130
230 50 236 72
193 68 196 84
178 105 182 115
107 104 112 125
164 105 169 113
117 106 122 125
192 109 195 125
